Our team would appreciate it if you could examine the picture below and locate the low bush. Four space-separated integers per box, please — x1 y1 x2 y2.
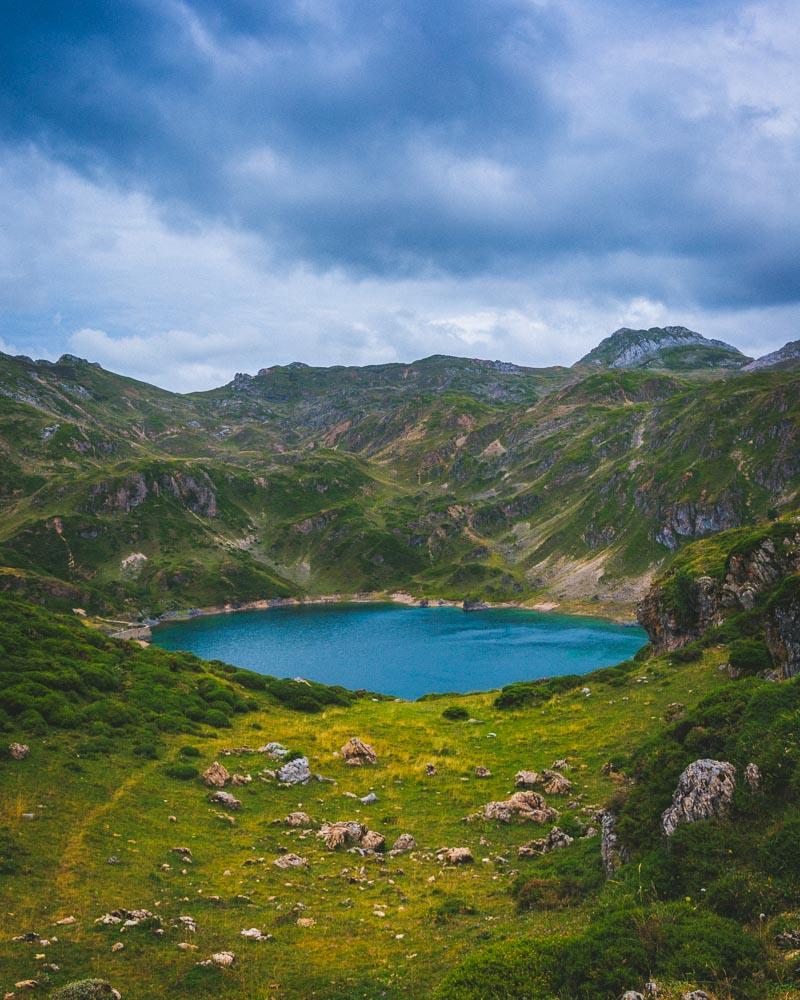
442 706 470 721
164 763 199 780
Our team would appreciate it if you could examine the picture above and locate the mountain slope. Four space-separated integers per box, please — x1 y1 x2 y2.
744 339 800 371
0 342 797 617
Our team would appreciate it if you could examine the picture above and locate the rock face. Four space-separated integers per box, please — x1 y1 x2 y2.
661 759 736 837
277 756 311 784
765 582 800 678
341 737 377 766
201 762 230 787
639 527 800 661
8 742 29 760
481 791 558 824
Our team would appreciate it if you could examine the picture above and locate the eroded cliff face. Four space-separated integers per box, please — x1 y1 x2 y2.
86 470 218 517
638 523 800 677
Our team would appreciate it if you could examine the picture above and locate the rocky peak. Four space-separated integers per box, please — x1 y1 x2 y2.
576 326 748 370
743 339 800 371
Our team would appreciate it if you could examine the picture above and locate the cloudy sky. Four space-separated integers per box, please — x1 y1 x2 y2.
1 0 798 390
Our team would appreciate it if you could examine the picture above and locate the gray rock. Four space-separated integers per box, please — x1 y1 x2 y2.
437 847 473 865
360 792 378 804
209 790 241 810
600 810 628 877
272 853 308 869
277 756 311 785
390 833 416 853
518 826 574 857
620 993 645 1000
661 759 736 837
341 737 377 766
744 762 761 792
681 992 712 1000
201 761 230 787
8 742 30 760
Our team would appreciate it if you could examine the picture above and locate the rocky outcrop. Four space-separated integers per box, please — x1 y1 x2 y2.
277 757 311 784
201 762 230 787
661 759 736 837
480 791 558 824
518 826 573 857
318 821 385 852
638 524 800 656
8 742 29 760
599 810 627 877
744 339 800 371
86 470 218 517
209 790 241 810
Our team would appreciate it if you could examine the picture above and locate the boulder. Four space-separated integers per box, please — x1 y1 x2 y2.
360 792 378 804
8 742 29 760
209 790 241 810
664 702 686 722
201 762 230 788
482 791 558 824
319 821 367 850
620 994 645 1000
518 826 574 857
206 951 235 967
541 770 573 795
240 927 270 941
681 992 711 1000
50 982 122 1000
341 737 377 766
551 759 570 771
437 847 474 865
272 853 308 870
285 811 311 827
361 830 386 852
514 770 540 788
390 833 416 853
258 742 289 758
661 759 736 837
474 766 492 778
277 756 311 785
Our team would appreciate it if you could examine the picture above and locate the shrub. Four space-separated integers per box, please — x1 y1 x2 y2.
165 763 199 780
179 745 201 758
51 980 121 1000
729 638 772 675
432 896 479 923
704 870 780 921
442 706 470 721
759 813 800 885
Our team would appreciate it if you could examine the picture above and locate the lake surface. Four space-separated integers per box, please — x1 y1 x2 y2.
151 602 646 699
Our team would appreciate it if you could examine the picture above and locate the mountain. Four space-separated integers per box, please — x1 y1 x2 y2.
743 338 800 371
575 326 751 370
0 339 797 617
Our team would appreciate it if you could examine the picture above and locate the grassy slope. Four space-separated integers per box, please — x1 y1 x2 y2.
1 598 798 999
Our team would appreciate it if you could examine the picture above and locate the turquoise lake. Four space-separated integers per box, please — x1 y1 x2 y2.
151 602 646 699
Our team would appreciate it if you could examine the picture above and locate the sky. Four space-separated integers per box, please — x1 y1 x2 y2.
1 0 798 391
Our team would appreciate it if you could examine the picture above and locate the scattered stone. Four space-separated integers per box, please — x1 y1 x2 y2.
111 942 124 953
95 908 156 928
55 915 77 926
277 756 311 785
360 792 378 804
203 951 235 968
776 928 800 949
285 811 311 827
296 917 316 928
360 830 386 852
272 853 309 869
661 759 736 837
171 847 193 861
390 833 416 853
514 770 540 788
744 762 761 792
209 790 241 810
518 827 574 857
437 847 473 865
644 983 659 997
681 992 712 1000
201 762 230 788
230 773 252 786
9 743 30 761
240 927 271 941
14 983 37 991
580 687 591 696
474 766 492 778
50 980 122 1000
168 815 177 822
341 737 378 766
481 791 558 825
177 916 197 934
319 821 367 850
664 702 686 722
178 942 197 951
551 758 570 771
107 856 120 865
620 993 645 1000
425 763 437 776
258 742 289 758
541 770 573 795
